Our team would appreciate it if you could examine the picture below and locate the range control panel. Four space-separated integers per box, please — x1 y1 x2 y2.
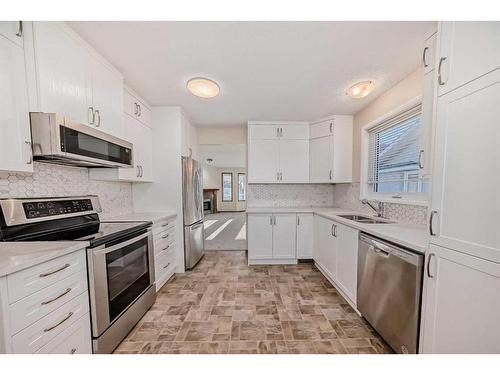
23 199 93 219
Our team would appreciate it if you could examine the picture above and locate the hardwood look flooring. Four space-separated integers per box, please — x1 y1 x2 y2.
114 251 393 354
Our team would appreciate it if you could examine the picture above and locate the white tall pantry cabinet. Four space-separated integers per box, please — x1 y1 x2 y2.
421 21 500 354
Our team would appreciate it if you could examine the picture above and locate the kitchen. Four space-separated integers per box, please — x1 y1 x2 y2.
0 2 499 366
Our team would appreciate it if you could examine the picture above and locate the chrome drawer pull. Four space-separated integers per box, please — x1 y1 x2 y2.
161 223 169 227
162 234 169 239
162 245 170 251
39 263 70 278
41 288 72 305
163 262 171 269
43 312 73 332
70 348 77 354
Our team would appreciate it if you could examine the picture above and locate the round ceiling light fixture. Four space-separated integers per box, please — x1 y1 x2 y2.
206 158 214 165
346 80 375 99
187 77 220 98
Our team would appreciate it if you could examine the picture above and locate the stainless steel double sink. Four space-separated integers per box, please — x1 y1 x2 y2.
337 214 395 224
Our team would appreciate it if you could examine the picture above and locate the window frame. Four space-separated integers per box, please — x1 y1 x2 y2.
238 173 246 202
221 172 233 202
360 96 429 206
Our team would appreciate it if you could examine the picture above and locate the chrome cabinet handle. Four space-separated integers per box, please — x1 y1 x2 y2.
270 215 273 225
429 210 438 236
438 57 447 85
41 288 72 305
163 262 171 269
276 172 279 181
43 312 73 332
297 215 300 225
94 110 101 127
273 215 277 225
70 348 77 354
25 140 33 164
329 122 333 133
162 245 170 251
140 165 144 177
134 102 138 115
39 263 70 278
162 234 169 239
16 21 23 37
418 150 424 169
422 47 429 67
427 253 435 278
331 224 335 236
88 107 94 125
136 166 140 177
329 170 332 180
138 104 142 117
276 127 279 138
161 223 169 227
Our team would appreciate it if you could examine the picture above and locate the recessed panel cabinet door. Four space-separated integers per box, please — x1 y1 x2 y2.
0 35 32 173
438 22 500 97
248 140 279 183
247 214 273 260
422 245 500 353
430 69 500 262
33 22 91 125
310 136 333 183
272 214 297 259
279 139 309 183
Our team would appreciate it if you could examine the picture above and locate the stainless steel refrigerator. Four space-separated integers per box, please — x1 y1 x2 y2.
182 157 205 269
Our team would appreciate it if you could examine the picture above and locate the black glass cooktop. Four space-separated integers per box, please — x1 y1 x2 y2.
77 221 152 248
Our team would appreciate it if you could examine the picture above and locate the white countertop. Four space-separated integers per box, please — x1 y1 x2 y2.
0 241 89 277
103 211 177 223
246 206 428 253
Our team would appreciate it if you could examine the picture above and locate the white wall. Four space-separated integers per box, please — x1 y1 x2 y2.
133 106 186 272
198 125 247 145
203 165 246 211
181 110 199 160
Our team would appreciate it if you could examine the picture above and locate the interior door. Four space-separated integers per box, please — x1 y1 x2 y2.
0 33 32 173
279 139 309 183
248 139 279 183
422 244 500 353
272 214 297 259
430 69 500 262
438 22 500 97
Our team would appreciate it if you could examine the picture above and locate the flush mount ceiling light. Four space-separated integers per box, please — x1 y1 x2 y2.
187 77 220 98
346 80 375 99
206 158 214 165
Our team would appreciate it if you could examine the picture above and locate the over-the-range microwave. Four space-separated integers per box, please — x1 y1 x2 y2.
30 112 133 168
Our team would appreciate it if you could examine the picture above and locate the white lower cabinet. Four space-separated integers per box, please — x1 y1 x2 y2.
153 215 177 291
296 213 314 259
247 213 297 264
0 248 92 354
421 244 500 353
313 215 359 308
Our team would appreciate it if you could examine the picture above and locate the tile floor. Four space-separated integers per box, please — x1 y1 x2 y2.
114 251 392 354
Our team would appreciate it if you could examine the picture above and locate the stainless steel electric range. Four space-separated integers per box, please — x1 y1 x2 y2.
0 195 156 354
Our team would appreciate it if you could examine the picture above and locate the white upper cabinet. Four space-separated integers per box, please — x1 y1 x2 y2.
437 22 500 97
0 21 24 48
248 139 280 183
422 32 437 74
279 139 309 183
248 123 308 140
422 245 500 353
30 22 124 137
429 68 500 263
0 29 33 173
309 116 353 183
124 87 152 128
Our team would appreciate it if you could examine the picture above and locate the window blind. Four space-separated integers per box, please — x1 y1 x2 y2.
367 104 428 194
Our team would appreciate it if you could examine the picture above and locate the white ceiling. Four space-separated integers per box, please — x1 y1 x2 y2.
199 144 246 168
69 21 435 127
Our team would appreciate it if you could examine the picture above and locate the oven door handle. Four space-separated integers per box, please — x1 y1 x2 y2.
92 230 151 255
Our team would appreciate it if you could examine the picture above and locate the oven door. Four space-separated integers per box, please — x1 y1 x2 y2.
88 229 155 337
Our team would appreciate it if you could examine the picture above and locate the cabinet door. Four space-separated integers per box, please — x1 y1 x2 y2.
419 68 436 176
0 21 24 47
272 214 297 259
421 244 500 353
422 32 437 74
248 125 280 140
33 22 91 126
296 213 314 259
438 22 500 97
124 89 139 119
136 100 151 128
334 223 359 304
279 139 309 183
248 139 280 183
139 123 153 181
247 214 273 260
280 125 309 140
322 220 337 280
119 115 143 181
430 69 500 262
90 56 123 137
310 120 333 139
0 34 32 173
309 136 333 183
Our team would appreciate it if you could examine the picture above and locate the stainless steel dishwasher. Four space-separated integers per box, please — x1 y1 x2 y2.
357 233 424 354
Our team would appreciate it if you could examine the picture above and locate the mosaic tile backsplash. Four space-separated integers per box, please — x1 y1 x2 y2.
332 183 428 227
247 184 334 208
0 162 133 219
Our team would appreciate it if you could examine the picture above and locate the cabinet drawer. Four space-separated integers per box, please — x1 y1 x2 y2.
11 291 89 353
154 225 175 242
36 313 92 354
154 237 175 256
155 247 176 279
153 218 176 237
7 250 86 303
9 269 88 335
